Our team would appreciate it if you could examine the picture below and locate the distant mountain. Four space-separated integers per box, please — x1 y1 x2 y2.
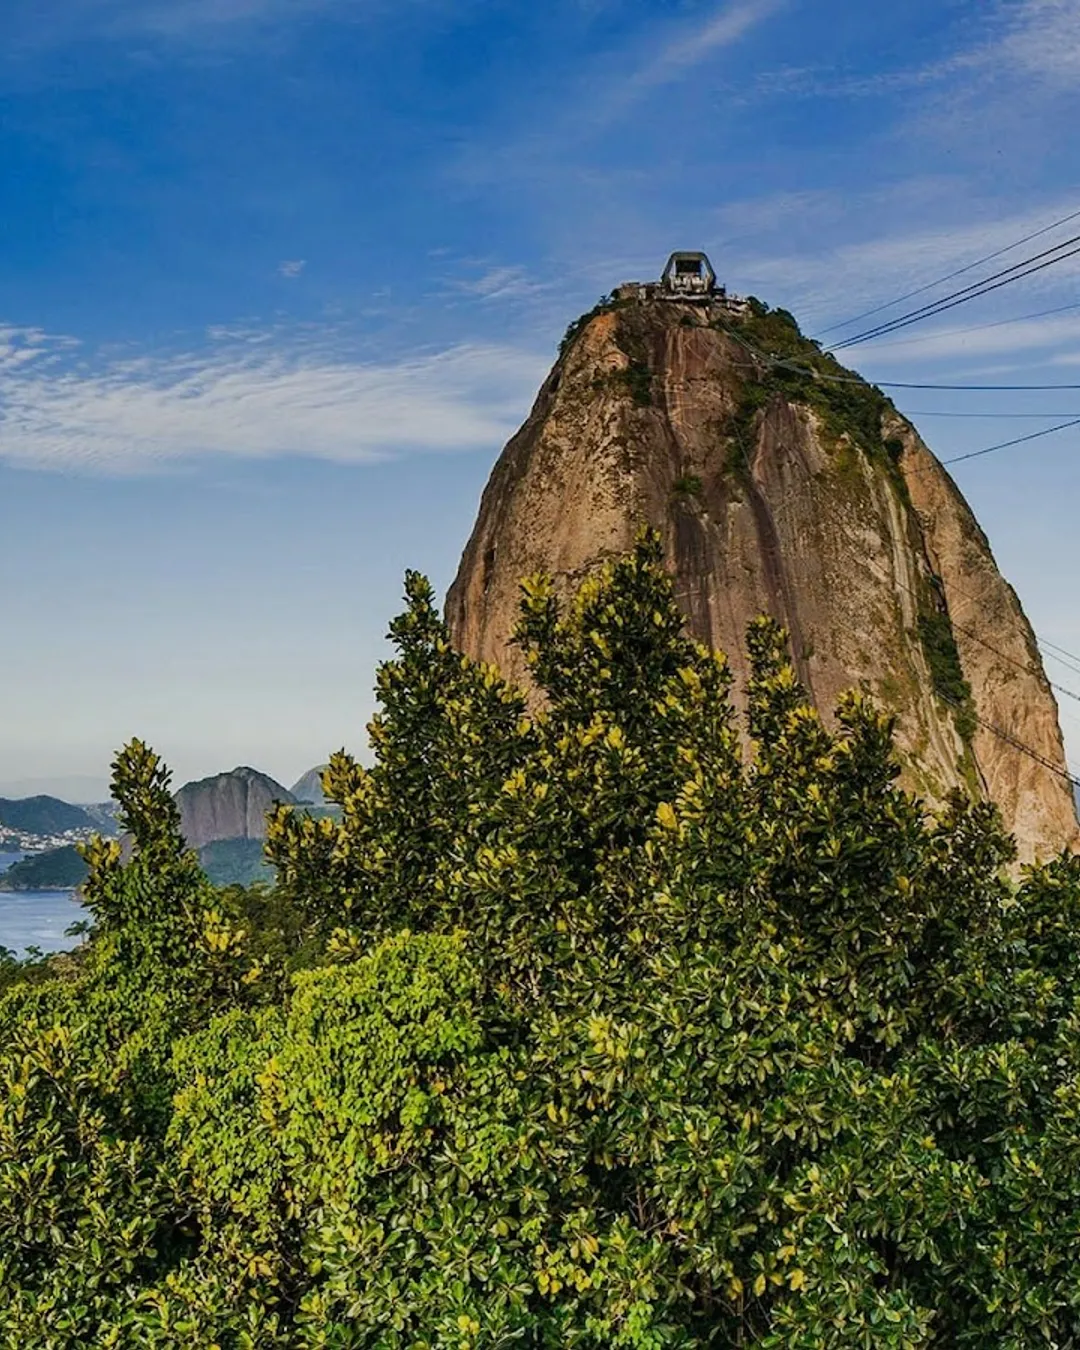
0 796 96 836
0 772 299 893
175 767 296 850
81 802 121 836
0 771 305 892
0 836 274 896
0 846 88 892
290 766 329 806
0 831 274 896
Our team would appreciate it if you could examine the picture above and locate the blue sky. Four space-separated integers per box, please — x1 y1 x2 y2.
1 0 1079 799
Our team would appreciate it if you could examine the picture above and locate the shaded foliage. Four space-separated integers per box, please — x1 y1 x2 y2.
1 534 1079 1346
724 303 892 460
917 608 977 742
199 837 276 889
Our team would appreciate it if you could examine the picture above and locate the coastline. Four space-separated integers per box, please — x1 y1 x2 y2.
0 853 84 957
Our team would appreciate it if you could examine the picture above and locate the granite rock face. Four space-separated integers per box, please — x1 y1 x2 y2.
447 296 1078 861
290 766 329 807
175 767 296 850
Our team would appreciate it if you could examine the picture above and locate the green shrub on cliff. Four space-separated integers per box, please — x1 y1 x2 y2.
2 533 1080 1346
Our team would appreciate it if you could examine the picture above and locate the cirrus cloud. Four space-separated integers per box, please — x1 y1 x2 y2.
0 326 548 474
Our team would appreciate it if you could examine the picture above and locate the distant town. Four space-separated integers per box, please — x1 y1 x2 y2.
0 825 103 855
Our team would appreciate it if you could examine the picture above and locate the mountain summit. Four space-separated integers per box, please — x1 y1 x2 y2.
447 268 1078 860
174 766 295 850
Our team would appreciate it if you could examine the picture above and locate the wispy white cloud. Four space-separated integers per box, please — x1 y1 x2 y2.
0 324 80 372
0 326 547 474
278 259 307 278
628 0 783 93
710 4 1080 339
727 0 1080 110
713 188 861 246
449 264 549 302
591 0 784 127
734 46 984 104
890 0 1080 159
452 0 784 176
989 0 1080 84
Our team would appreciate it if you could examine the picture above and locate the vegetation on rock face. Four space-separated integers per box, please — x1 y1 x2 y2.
715 302 981 749
2 533 1080 1345
558 294 621 358
671 473 703 500
614 359 653 406
917 604 978 743
699 303 901 506
583 308 654 407
611 316 655 407
723 303 893 460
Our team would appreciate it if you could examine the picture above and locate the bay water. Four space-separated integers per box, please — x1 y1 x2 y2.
0 851 87 959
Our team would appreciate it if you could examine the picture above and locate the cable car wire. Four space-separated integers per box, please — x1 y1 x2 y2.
829 235 1080 351
714 320 1080 783
861 380 1080 391
903 410 1080 419
815 203 1080 338
716 367 1080 787
938 417 1080 467
843 297 1080 353
885 569 1080 707
1041 640 1080 680
959 705 1080 787
718 317 1080 391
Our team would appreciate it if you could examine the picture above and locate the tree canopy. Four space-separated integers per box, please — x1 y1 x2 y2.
2 532 1079 1347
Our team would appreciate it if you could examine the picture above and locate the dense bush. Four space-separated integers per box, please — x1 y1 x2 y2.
2 533 1080 1346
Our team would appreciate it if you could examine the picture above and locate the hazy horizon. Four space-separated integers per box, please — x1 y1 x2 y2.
0 764 327 804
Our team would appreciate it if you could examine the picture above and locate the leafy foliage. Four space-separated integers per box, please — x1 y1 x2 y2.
613 360 653 406
2 534 1079 1346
